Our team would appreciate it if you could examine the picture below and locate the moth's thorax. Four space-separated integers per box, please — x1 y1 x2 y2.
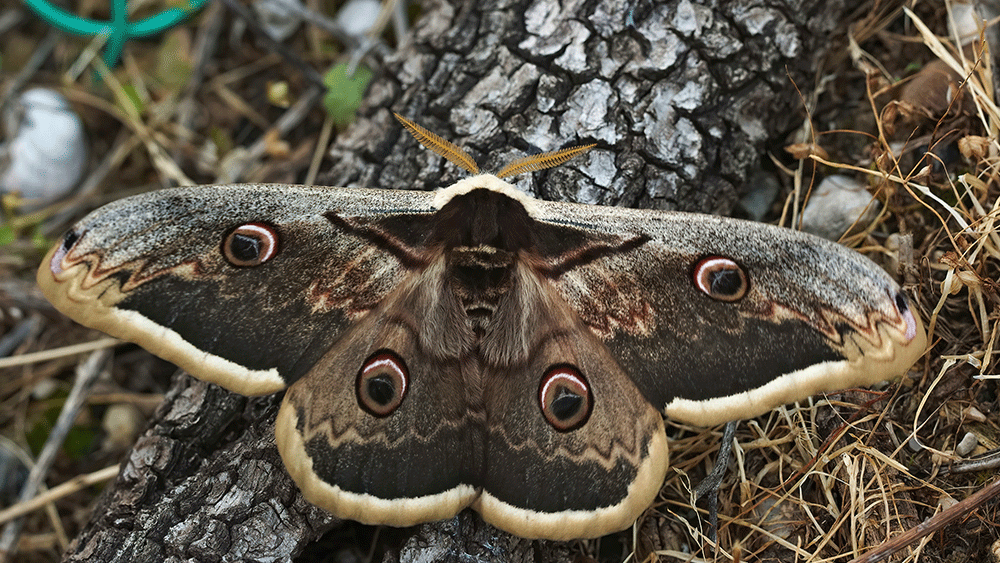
447 245 518 331
431 180 543 334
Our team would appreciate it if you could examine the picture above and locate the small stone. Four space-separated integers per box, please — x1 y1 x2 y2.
30 378 59 400
800 175 880 241
738 172 779 221
956 432 978 456
102 404 144 451
949 0 981 46
964 406 987 423
938 493 959 511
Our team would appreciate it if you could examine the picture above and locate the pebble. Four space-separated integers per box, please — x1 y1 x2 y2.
956 432 979 457
799 175 880 241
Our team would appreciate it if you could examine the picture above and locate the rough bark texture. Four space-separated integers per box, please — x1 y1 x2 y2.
64 378 334 563
323 0 852 214
63 0 857 561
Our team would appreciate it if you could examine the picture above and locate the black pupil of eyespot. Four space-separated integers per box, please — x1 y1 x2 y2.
230 233 262 262
551 386 582 421
710 268 742 296
62 230 79 250
367 374 396 406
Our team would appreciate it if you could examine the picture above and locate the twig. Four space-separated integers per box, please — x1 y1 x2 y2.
0 29 59 111
0 464 120 526
941 447 1000 475
0 338 118 369
0 316 42 358
0 349 110 563
847 477 1000 563
694 420 738 543
216 0 325 87
0 8 26 37
305 112 335 185
175 0 226 162
265 0 352 46
228 84 324 181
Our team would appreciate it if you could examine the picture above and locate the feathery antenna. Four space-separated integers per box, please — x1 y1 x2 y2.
394 113 479 174
495 145 596 179
394 113 594 178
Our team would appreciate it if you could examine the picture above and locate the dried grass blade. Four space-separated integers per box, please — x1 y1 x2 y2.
0 337 119 369
0 464 120 526
847 477 1000 563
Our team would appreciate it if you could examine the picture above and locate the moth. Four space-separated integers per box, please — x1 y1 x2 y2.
38 115 926 540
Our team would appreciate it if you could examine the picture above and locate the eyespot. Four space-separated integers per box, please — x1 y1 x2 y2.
538 365 592 432
356 351 409 417
222 223 279 267
693 256 748 302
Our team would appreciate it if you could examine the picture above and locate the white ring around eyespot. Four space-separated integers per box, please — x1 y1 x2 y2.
234 224 279 263
363 354 408 399
539 371 586 404
356 352 409 417
693 256 745 299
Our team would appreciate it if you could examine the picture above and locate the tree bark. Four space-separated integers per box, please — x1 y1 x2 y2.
323 0 852 214
63 0 856 561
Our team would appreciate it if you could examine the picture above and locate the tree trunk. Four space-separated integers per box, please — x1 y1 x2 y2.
63 0 854 560
323 0 852 214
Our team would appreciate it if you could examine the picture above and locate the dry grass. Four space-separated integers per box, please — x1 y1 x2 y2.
1 1 999 562
634 4 1000 562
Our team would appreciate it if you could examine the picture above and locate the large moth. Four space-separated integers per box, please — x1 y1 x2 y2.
37 115 925 540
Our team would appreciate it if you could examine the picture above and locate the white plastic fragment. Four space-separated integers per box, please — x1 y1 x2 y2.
0 88 88 201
